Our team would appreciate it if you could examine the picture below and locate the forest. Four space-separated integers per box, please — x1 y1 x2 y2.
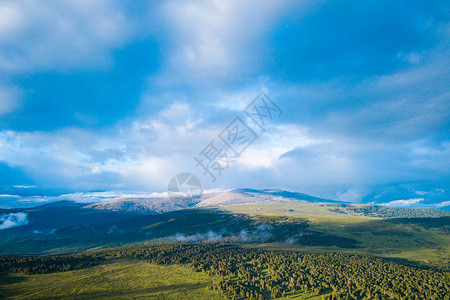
328 204 450 218
1 242 449 299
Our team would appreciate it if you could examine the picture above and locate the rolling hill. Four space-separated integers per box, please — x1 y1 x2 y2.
0 195 449 267
1 189 449 268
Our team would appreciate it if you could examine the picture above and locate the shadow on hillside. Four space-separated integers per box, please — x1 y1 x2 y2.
13 282 211 300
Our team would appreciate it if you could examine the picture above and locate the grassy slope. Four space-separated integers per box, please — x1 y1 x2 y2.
0 259 222 300
0 257 328 300
217 202 450 266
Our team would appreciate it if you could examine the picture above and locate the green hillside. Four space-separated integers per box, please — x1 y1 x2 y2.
218 203 450 266
1 202 449 267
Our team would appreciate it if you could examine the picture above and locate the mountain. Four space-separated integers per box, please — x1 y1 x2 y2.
86 188 337 215
0 188 333 238
1 189 449 257
0 201 449 262
86 197 182 215
196 188 338 206
0 200 133 243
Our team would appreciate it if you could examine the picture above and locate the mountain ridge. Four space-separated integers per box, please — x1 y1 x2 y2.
84 188 338 215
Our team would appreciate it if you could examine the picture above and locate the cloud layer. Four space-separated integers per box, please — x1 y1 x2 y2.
0 212 29 230
0 0 449 209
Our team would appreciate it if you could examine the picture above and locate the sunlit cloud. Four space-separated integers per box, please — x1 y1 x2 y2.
381 198 424 207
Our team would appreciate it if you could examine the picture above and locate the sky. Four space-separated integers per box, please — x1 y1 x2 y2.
0 0 449 208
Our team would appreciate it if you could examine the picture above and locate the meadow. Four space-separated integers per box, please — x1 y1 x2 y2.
0 259 222 299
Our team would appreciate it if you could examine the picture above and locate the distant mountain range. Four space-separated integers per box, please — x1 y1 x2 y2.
86 188 337 215
1 189 449 255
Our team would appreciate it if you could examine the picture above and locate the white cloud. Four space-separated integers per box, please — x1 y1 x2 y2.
415 190 428 195
238 147 288 170
0 212 28 230
335 188 366 203
0 194 20 198
20 191 170 204
0 98 365 193
0 1 26 39
0 0 131 72
213 89 263 111
158 0 293 83
168 230 224 242
11 188 233 207
12 185 37 189
0 84 21 115
437 201 450 207
382 198 424 207
0 100 219 190
236 123 317 170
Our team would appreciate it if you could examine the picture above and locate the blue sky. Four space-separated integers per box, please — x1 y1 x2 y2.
0 0 449 208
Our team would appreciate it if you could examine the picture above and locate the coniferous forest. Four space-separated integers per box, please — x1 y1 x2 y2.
1 242 449 299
